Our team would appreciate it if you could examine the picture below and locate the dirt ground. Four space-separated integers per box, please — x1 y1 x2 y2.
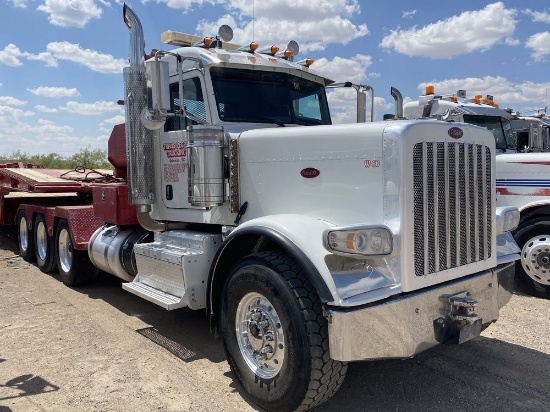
0 228 549 412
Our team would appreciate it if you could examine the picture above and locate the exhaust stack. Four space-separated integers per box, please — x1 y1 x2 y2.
391 87 404 119
123 3 154 206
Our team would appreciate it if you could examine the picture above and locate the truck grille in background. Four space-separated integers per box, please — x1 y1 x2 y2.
413 142 492 276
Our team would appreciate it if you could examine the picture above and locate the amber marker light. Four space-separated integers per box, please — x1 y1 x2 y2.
425 85 435 95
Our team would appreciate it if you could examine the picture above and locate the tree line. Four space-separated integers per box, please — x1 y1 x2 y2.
0 147 112 170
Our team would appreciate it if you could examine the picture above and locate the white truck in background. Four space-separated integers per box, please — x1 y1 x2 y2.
509 112 550 152
402 86 550 298
0 4 522 410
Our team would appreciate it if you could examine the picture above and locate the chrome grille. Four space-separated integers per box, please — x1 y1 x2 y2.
413 142 492 276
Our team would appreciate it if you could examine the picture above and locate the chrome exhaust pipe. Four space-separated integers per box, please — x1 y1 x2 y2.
123 3 155 206
391 87 404 119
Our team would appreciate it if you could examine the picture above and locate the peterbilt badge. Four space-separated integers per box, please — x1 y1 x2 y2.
300 168 320 178
448 127 463 139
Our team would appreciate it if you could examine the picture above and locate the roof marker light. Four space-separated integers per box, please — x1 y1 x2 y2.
426 85 435 95
237 42 259 53
297 58 314 67
258 45 280 55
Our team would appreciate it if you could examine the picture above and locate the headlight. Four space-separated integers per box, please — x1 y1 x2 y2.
324 226 393 256
495 206 520 234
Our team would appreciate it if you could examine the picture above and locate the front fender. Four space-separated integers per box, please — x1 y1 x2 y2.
220 214 338 303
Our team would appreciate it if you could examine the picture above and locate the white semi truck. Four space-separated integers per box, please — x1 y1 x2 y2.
0 5 521 410
403 86 550 299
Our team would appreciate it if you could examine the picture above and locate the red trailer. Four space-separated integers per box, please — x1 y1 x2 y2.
0 124 138 285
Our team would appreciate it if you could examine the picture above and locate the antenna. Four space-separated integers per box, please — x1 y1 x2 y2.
252 0 255 42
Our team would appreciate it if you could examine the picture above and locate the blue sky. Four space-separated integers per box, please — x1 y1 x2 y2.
1 1 550 156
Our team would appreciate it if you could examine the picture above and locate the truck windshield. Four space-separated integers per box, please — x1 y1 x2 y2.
210 67 331 126
463 115 513 151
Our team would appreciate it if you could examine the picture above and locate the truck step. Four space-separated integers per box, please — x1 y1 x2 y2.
122 281 184 310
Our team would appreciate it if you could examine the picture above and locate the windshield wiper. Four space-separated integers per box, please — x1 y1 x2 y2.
254 116 286 127
295 117 324 126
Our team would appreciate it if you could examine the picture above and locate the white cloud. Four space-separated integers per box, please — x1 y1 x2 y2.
524 9 550 23
313 54 372 83
0 44 26 67
99 115 126 133
153 0 224 12
35 105 59 113
380 2 517 59
27 86 80 98
0 44 58 68
46 42 126 73
526 32 550 61
60 101 124 115
101 115 126 125
0 96 27 106
402 10 416 19
26 52 58 67
196 0 368 52
9 0 28 7
0 42 124 72
0 105 34 119
37 0 103 28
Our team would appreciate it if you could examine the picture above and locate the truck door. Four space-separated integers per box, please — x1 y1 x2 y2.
160 74 209 209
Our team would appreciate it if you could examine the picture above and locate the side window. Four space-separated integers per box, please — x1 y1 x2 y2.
164 77 206 132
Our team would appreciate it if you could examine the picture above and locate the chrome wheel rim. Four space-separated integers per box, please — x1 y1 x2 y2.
521 235 550 284
19 215 29 252
58 228 72 273
36 220 48 261
235 292 285 379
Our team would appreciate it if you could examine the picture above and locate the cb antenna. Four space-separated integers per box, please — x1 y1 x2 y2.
252 0 255 42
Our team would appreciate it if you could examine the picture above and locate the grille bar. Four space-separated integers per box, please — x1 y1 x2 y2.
413 142 492 276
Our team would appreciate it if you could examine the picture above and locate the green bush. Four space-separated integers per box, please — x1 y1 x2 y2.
0 147 112 170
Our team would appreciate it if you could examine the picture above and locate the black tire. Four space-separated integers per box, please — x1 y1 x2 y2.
55 219 97 286
514 218 550 299
17 210 35 262
34 214 57 273
220 251 347 411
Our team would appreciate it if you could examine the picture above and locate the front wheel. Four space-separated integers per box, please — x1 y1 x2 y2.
515 218 550 299
34 214 57 273
56 219 96 286
220 251 347 411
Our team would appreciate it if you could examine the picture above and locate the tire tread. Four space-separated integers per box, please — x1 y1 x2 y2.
253 251 348 411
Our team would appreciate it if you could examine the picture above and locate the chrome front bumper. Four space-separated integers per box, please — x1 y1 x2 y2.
328 261 515 361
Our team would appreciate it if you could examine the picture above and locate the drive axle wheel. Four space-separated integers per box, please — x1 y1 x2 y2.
515 218 550 299
220 251 347 411
56 219 96 286
17 210 35 262
34 214 56 273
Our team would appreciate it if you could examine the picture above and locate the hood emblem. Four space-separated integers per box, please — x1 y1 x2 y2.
300 168 320 178
448 127 463 139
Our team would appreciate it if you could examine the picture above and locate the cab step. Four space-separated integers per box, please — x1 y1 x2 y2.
122 230 222 310
122 281 183 310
